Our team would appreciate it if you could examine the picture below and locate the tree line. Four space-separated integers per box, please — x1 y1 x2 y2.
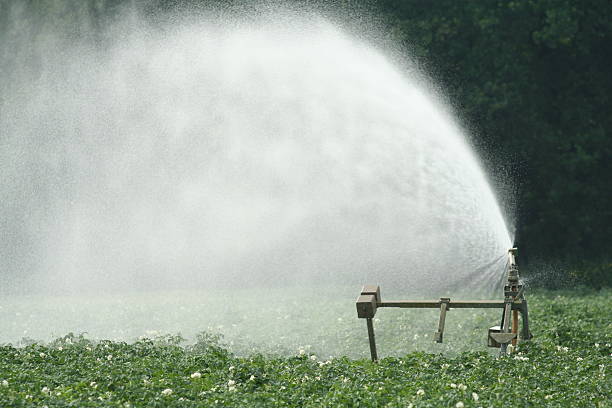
376 0 611 285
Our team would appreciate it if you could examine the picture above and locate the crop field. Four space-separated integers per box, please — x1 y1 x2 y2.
0 289 610 407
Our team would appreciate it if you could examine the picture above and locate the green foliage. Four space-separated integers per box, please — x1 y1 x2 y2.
566 261 612 289
0 290 609 407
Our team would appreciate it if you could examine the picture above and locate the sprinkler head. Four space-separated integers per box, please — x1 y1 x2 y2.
507 248 519 283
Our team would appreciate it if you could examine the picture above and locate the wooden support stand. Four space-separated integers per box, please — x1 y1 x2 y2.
356 285 532 361
355 247 532 361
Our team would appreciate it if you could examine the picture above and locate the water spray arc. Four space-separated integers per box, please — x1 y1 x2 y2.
1 15 517 350
1 18 513 296
356 248 532 361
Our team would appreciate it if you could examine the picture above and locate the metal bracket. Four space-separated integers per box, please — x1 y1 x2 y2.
490 332 517 344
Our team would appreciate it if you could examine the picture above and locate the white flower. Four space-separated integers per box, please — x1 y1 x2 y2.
228 386 236 392
310 355 317 361
298 349 306 355
456 402 464 408
41 386 50 393
161 388 173 396
577 357 583 361
227 380 236 386
90 382 98 389
458 384 467 391
107 354 113 361
472 392 479 401
441 363 450 369
544 394 552 399
595 343 600 348
191 372 202 379
57 346 63 351
416 389 425 396
1 380 7 387
229 366 235 371
249 375 256 381
450 383 457 388
39 353 46 358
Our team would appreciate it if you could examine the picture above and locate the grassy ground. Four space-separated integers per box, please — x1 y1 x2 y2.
0 289 610 407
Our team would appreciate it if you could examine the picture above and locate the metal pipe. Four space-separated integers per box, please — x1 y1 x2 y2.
508 248 517 266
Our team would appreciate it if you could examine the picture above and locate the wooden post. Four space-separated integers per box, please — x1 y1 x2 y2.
520 301 532 340
500 302 512 355
434 298 450 343
512 309 519 347
366 318 378 362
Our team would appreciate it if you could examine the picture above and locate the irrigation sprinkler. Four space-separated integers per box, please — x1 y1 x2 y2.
356 248 532 361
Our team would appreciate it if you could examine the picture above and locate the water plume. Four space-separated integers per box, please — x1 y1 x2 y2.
0 8 511 348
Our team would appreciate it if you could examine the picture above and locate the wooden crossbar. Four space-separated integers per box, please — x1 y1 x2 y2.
378 300 505 308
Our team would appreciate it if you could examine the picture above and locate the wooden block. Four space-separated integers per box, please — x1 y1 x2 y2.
360 285 381 303
356 294 377 318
